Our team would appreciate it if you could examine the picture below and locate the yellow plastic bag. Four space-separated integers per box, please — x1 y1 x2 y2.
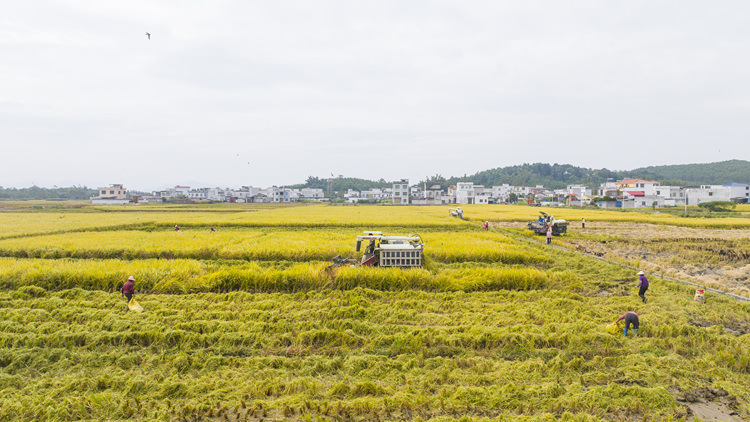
128 298 144 313
605 322 622 335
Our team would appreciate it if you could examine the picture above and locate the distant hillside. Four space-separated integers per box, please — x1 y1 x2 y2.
286 176 391 192
291 160 749 193
629 160 750 186
437 164 621 190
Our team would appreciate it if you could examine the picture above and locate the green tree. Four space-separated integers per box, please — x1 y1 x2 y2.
698 201 736 212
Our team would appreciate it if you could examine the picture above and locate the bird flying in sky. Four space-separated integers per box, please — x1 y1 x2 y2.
145 32 151 40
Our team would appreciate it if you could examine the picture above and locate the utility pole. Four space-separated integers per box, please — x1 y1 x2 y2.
327 173 334 199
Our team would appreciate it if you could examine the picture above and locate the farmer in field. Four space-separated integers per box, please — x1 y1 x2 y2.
637 270 649 303
546 224 553 244
581 218 585 229
174 225 180 231
482 221 489 230
121 276 135 311
615 311 639 336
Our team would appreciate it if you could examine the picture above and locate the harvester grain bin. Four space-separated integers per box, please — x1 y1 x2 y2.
356 231 424 267
448 207 464 219
527 211 568 235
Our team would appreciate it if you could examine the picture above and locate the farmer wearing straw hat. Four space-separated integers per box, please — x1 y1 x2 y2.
121 276 135 311
615 311 639 336
637 271 649 303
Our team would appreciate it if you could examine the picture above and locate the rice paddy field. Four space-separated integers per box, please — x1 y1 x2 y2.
1 202 749 421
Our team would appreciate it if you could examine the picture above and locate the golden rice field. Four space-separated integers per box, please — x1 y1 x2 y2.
0 228 538 265
1 202 749 421
0 204 466 239
3 203 750 241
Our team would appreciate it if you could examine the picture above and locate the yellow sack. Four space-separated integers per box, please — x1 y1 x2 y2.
128 298 144 313
605 322 622 335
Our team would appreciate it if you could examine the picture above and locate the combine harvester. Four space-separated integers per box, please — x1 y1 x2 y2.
527 211 569 236
329 231 425 268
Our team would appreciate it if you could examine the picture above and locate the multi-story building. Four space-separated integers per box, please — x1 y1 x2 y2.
97 184 127 199
455 182 475 204
360 188 390 201
423 184 444 204
686 186 731 205
234 186 262 202
653 186 686 206
266 186 294 203
616 179 660 196
622 191 665 208
491 184 512 202
566 184 605 201
248 192 270 203
300 188 325 200
392 179 409 204
91 184 130 205
187 188 209 201
725 183 750 202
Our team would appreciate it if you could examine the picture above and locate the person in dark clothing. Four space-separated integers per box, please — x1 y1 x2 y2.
121 276 135 311
581 218 585 229
637 270 649 303
615 311 639 336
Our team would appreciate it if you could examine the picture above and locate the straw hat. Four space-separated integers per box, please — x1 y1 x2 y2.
637 271 644 275
128 276 136 281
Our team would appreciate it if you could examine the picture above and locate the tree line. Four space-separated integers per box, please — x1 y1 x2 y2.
0 186 97 200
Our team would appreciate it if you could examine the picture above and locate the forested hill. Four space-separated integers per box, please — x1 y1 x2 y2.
438 160 750 189
286 176 391 192
629 160 750 186
439 164 621 190
292 160 750 191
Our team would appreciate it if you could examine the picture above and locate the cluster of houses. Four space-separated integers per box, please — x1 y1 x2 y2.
91 179 750 208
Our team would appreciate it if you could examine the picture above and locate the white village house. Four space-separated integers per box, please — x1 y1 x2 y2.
91 184 131 205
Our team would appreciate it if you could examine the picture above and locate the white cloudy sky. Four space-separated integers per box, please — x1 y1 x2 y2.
2 1 749 190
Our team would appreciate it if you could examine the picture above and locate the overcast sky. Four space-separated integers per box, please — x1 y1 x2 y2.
2 1 749 190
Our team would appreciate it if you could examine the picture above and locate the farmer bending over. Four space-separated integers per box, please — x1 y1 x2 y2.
615 311 639 336
121 276 135 311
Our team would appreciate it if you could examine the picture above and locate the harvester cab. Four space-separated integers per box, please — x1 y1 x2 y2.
356 231 424 267
448 207 464 219
527 211 568 236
